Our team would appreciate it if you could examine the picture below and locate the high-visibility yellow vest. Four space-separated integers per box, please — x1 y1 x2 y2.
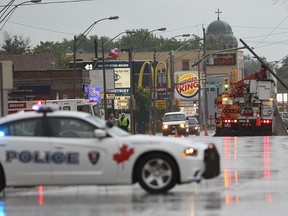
119 117 128 126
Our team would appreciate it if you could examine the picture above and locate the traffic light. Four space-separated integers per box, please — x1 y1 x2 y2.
223 78 229 93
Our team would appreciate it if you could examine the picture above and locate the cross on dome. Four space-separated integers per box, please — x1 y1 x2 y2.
215 9 222 20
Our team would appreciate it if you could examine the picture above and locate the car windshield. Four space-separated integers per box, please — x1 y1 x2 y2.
163 114 185 122
188 118 198 124
88 116 130 137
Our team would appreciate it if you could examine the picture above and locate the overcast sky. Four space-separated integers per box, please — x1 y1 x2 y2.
1 0 288 64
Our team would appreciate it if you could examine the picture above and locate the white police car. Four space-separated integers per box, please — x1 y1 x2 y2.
0 105 220 194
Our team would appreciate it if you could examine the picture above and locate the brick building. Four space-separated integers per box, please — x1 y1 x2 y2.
0 53 90 100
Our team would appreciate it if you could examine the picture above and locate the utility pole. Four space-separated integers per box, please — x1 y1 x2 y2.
148 61 153 134
128 49 135 134
197 50 202 126
152 49 157 135
94 39 98 59
102 41 107 120
203 27 208 128
121 48 135 134
73 35 77 98
170 50 175 112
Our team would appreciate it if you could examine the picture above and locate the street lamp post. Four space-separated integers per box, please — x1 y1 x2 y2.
121 48 134 133
133 27 166 58
155 34 190 59
73 16 119 98
0 0 41 30
169 50 175 111
153 34 190 114
133 28 167 135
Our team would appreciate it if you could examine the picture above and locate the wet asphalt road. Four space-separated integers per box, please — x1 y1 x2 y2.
1 133 288 216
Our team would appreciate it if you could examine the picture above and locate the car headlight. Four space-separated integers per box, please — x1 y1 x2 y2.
163 124 169 130
179 123 185 128
182 147 198 157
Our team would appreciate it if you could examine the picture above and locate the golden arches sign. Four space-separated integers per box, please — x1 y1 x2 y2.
138 61 171 88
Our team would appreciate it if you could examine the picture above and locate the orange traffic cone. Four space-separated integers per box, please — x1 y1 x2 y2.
256 113 261 126
204 127 209 136
175 128 179 137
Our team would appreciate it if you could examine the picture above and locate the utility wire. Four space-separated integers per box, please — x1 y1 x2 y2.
0 0 98 7
254 15 288 48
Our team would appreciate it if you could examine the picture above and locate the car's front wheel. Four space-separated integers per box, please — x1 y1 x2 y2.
136 153 177 194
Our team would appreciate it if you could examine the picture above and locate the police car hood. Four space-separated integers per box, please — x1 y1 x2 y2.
122 134 209 150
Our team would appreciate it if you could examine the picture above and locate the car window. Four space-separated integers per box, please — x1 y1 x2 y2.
48 117 96 138
0 118 43 137
188 118 198 124
77 105 92 114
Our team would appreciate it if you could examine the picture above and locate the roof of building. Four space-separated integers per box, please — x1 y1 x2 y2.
0 53 59 71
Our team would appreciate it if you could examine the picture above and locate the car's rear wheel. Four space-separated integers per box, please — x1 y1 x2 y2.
137 153 177 194
0 164 6 193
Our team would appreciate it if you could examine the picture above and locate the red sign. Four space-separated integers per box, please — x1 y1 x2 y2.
8 102 26 109
211 53 236 66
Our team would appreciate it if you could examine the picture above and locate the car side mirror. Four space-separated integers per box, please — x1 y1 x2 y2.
94 129 106 138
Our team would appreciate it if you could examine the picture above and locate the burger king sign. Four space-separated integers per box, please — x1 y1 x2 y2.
175 71 199 100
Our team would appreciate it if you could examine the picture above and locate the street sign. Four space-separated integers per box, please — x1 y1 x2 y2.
155 100 166 109
114 96 130 110
85 64 93 70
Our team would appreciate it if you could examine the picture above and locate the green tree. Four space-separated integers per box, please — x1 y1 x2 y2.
33 41 71 69
134 87 150 132
0 31 31 54
58 29 203 55
243 55 261 76
275 57 288 92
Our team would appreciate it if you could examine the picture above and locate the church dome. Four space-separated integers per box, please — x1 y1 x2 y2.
205 11 237 50
220 33 238 49
207 19 233 34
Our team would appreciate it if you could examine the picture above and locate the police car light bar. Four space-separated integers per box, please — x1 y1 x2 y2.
34 104 58 113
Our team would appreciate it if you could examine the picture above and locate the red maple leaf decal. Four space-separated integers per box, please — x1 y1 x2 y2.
113 144 134 164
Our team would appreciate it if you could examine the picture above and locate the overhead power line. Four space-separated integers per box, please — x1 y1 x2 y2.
0 0 99 7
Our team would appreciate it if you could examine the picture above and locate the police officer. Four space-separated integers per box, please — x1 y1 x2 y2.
118 113 129 131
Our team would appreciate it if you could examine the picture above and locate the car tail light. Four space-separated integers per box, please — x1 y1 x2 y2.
243 123 251 126
223 119 237 124
261 119 272 124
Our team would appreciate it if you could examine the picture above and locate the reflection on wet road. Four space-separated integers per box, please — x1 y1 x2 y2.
1 135 288 216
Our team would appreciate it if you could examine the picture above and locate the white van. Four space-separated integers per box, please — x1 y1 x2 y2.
46 99 101 117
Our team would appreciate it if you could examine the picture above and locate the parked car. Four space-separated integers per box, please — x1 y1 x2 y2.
187 116 200 136
0 105 220 194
